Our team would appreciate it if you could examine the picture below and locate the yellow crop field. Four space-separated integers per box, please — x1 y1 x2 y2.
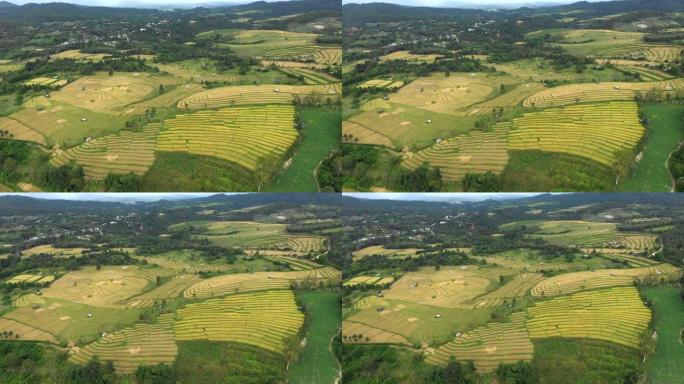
404 122 510 182
41 266 171 308
530 263 680 297
313 48 342 65
342 121 394 147
379 51 441 63
343 276 395 287
523 79 684 108
69 313 177 373
358 79 405 89
351 245 421 261
50 50 109 61
122 83 205 115
24 77 67 87
0 117 47 145
427 312 534 372
177 83 340 109
51 73 177 114
174 290 304 353
471 273 545 308
183 266 341 299
527 286 650 348
0 318 58 344
126 274 203 309
285 236 327 252
6 274 55 284
156 105 297 171
51 124 159 179
508 101 644 166
382 266 517 308
342 321 412 345
21 244 87 257
466 83 546 116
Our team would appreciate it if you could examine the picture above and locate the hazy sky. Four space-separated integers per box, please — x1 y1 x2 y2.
0 193 219 202
8 0 262 6
345 193 544 202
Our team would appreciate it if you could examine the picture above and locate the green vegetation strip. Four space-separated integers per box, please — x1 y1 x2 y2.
642 286 684 384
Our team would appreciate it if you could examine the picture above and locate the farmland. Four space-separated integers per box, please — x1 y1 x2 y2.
0 0 341 192
340 193 684 382
0 192 343 382
338 0 684 191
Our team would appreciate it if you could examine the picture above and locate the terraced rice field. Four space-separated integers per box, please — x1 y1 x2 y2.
427 312 534 372
279 68 338 84
313 48 342 65
156 105 297 171
285 236 327 253
183 267 341 299
527 286 650 348
126 274 203 308
50 50 109 61
471 273 545 308
6 274 55 284
0 318 58 343
69 313 177 373
382 266 516 308
24 77 67 87
618 66 674 81
404 122 510 182
21 244 87 257
51 124 159 179
342 121 393 147
379 51 441 63
342 321 412 345
351 245 421 261
523 79 684 108
466 83 546 116
174 290 304 353
177 84 340 109
531 221 658 250
51 73 178 114
0 117 47 145
530 263 680 297
358 79 405 89
122 83 205 115
262 256 322 271
41 266 171 308
343 276 395 287
508 101 644 166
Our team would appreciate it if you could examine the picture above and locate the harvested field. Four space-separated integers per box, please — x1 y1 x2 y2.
342 321 412 345
342 121 394 147
177 84 340 109
0 117 47 145
0 318 59 344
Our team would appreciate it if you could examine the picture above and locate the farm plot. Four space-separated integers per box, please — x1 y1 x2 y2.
3 298 143 344
471 273 545 308
51 123 159 179
174 290 304 353
342 121 393 147
351 245 421 261
388 73 517 115
122 83 205 115
126 274 203 309
69 313 177 373
279 68 338 84
183 267 341 299
358 79 405 90
261 256 322 271
313 48 342 65
531 221 657 250
21 244 87 257
173 220 288 248
0 318 58 343
24 77 67 87
530 263 680 297
527 286 650 348
403 121 510 182
523 79 684 108
508 101 644 166
177 83 339 109
155 105 297 171
617 66 673 81
0 117 47 145
50 50 109 61
0 63 23 73
342 321 412 345
381 266 517 308
379 51 441 63
40 266 169 308
11 98 129 147
343 276 395 287
6 274 55 284
427 312 534 372
466 83 546 116
285 236 327 253
51 73 178 114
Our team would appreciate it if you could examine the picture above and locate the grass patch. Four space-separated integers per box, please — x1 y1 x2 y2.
267 108 340 192
620 104 684 192
642 286 684 384
501 150 614 191
532 338 642 384
142 151 257 191
289 291 341 384
174 341 286 384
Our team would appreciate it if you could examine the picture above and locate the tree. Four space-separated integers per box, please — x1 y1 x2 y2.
254 155 279 191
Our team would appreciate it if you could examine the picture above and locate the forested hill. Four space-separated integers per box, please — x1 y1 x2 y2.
343 0 684 24
0 0 338 22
